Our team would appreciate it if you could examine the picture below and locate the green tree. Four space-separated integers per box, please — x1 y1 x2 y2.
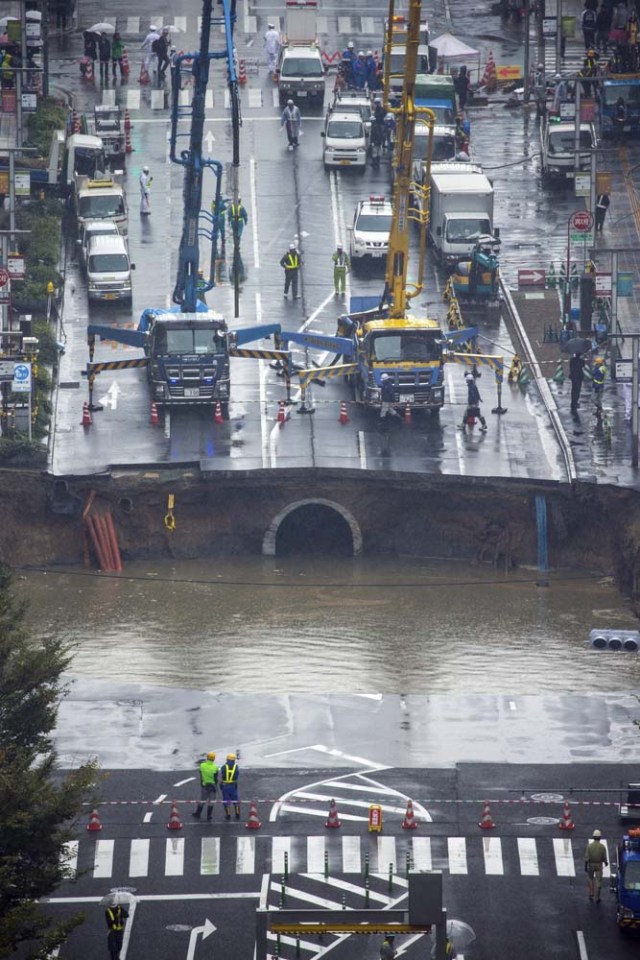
0 564 96 959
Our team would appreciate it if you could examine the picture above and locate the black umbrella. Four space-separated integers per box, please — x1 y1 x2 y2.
561 337 592 356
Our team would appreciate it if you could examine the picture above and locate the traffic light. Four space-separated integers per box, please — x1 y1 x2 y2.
579 272 595 332
589 629 640 652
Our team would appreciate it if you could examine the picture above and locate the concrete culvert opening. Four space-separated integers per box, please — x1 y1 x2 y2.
264 499 362 557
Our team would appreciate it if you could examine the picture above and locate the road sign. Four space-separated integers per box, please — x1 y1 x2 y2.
7 255 25 279
12 362 31 393
595 273 612 295
21 92 37 112
615 359 632 383
15 173 30 197
0 360 17 381
570 210 593 232
574 173 590 197
496 65 522 80
518 269 546 287
0 266 10 305
570 229 594 245
542 16 557 35
560 102 576 119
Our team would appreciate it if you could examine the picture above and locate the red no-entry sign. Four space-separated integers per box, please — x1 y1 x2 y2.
570 210 593 232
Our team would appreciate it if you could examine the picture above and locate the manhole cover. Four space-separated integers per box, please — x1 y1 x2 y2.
166 924 192 933
530 793 564 802
527 816 560 825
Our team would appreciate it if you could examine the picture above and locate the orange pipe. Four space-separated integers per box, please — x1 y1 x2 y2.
95 513 115 571
104 511 122 572
85 516 108 571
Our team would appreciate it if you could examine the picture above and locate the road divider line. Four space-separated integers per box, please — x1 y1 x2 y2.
249 156 260 269
576 931 588 960
358 431 367 469
255 293 269 469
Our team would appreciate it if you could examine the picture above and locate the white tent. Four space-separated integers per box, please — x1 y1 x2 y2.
429 32 482 82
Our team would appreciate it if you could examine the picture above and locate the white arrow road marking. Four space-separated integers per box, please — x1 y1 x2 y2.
204 130 215 153
98 381 120 410
186 918 216 960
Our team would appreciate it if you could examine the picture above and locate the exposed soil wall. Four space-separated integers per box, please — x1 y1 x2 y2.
3 468 640 610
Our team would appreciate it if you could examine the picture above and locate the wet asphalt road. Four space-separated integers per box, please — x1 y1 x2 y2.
46 0 633 480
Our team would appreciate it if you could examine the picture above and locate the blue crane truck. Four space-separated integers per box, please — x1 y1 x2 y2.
611 831 640 930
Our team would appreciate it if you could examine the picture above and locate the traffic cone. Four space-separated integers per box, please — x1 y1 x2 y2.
214 401 224 424
81 401 92 427
121 48 130 77
402 799 418 830
403 402 412 426
139 62 150 85
125 125 133 154
150 401 159 426
124 107 132 130
245 800 262 830
547 262 557 289
553 360 565 383
238 59 247 85
325 799 341 829
277 400 287 426
338 400 349 424
559 800 575 830
167 801 183 831
479 800 495 829
480 50 497 92
87 808 102 832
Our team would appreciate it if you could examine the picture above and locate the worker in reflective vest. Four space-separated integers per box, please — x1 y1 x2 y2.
193 752 219 821
105 905 129 960
280 243 302 298
220 753 240 820
228 198 248 242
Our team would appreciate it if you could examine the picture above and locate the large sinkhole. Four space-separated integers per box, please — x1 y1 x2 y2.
265 499 362 557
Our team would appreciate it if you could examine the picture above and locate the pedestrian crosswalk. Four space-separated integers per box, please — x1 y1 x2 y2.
92 15 386 40
60 834 610 881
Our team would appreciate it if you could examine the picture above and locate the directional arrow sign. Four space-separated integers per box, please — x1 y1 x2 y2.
204 130 215 154
98 381 121 410
186 919 216 960
518 269 546 287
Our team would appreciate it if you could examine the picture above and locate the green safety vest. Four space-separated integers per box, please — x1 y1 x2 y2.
284 253 299 270
229 203 245 221
199 759 219 786
106 908 125 931
222 762 238 783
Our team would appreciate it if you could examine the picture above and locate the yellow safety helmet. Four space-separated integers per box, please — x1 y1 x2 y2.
594 356 604 365
226 753 236 761
207 751 216 760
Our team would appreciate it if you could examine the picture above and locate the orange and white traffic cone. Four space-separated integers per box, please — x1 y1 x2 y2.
81 401 92 427
338 400 349 424
214 401 224 424
125 125 133 154
403 402 412 425
277 400 287 426
150 401 159 426
124 107 132 131
402 799 418 830
325 798 341 829
479 800 495 830
87 808 102 832
167 801 183 831
558 800 575 831
139 62 150 85
480 50 497 92
121 49 130 77
238 59 247 85
245 800 262 830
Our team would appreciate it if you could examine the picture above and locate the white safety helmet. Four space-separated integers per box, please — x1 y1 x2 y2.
268 22 275 29
381 373 390 381
367 50 373 56
287 98 294 106
358 50 365 57
289 242 296 250
592 829 602 838
348 41 354 49
143 165 149 173
465 371 474 381
150 24 157 32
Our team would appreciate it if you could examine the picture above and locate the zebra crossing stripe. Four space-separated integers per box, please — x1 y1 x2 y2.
517 838 539 876
236 836 255 874
129 838 150 878
172 16 187 32
270 881 348 910
61 841 78 879
482 837 504 875
338 17 353 34
448 838 468 875
272 836 291 874
200 838 220 876
206 90 213 110
305 874 394 905
165 838 185 876
553 838 575 877
101 89 116 107
412 837 432 871
361 17 377 34
376 836 397 873
125 17 139 35
342 836 361 873
93 839 114 878
307 836 325 873
126 89 141 110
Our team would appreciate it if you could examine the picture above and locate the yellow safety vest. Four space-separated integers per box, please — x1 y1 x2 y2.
223 762 238 783
284 253 299 270
107 908 125 931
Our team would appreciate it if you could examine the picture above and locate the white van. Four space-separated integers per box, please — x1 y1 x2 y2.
322 111 367 169
86 234 134 303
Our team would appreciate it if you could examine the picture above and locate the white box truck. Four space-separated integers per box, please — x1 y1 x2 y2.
429 171 496 265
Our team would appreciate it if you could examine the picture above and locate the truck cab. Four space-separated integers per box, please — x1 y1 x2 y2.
62 133 106 195
276 0 325 106
540 116 597 182
93 104 125 167
415 73 457 125
74 175 128 235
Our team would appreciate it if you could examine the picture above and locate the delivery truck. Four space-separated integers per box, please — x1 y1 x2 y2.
429 170 496 265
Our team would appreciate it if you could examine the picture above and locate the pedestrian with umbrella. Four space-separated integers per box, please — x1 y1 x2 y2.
102 893 130 960
97 31 112 86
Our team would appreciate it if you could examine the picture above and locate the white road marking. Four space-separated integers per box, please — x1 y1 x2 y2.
143 811 153 823
270 881 349 910
553 838 576 876
307 835 326 873
412 837 432 871
291 791 409 816
151 89 165 111
272 88 280 108
45 893 260 903
447 364 466 475
576 931 589 960
328 781 404 796
153 794 167 804
517 837 539 875
165 837 185 876
299 292 337 334
129 838 150 877
259 872 270 910
172 16 187 32
187 919 217 960
358 432 367 469
509 700 517 710
267 932 322 953
338 17 353 33
277 803 365 821
200 837 220 875
237 836 256 874
361 17 376 34
248 88 262 109
602 841 611 878
126 89 141 110
205 90 213 110
125 17 139 34
249 156 260 269
303 874 393 904
342 836 361 873
308 745 390 768
376 836 397 873
482 836 504 875
272 836 291 874
101 88 116 107
120 892 137 960
61 841 78 879
447 838 468 874
93 839 114 878
173 777 195 787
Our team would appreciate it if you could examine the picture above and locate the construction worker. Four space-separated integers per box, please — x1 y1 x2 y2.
353 51 367 90
220 753 240 820
280 243 301 298
462 370 487 432
105 904 129 960
380 373 401 420
264 23 280 78
340 40 356 86
592 356 606 411
584 829 608 901
380 934 396 960
569 353 586 412
365 50 377 91
211 196 227 251
281 99 301 149
228 197 248 243
139 166 152 215
192 751 219 820
332 243 350 296
140 25 160 75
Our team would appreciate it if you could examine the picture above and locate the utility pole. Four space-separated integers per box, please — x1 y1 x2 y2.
523 0 531 103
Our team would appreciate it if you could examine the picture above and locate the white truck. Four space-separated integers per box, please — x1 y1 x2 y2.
84 105 126 168
276 0 325 107
429 171 496 265
540 116 597 182
74 174 128 235
0 131 106 197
